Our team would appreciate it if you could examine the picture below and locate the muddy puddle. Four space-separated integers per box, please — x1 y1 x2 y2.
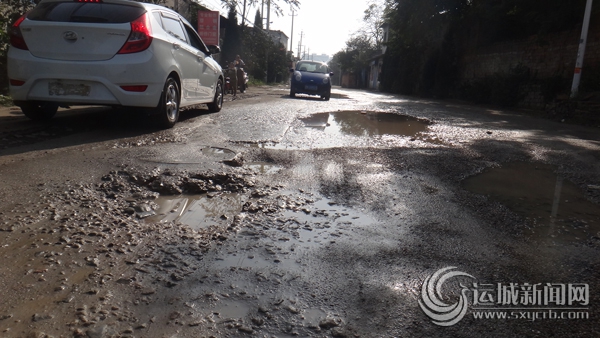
142 146 237 164
213 301 252 319
244 162 283 174
200 146 236 158
241 141 293 150
463 162 600 243
148 193 244 230
300 111 431 138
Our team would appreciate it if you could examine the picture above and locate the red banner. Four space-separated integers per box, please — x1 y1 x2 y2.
197 11 220 46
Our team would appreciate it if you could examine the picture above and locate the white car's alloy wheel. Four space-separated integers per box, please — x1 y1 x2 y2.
156 77 180 128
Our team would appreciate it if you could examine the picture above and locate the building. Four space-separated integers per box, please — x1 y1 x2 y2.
368 22 390 90
266 30 289 50
305 54 331 63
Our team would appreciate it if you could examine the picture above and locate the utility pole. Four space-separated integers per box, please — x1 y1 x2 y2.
242 0 247 27
266 0 271 31
297 31 303 60
289 8 297 54
571 0 593 98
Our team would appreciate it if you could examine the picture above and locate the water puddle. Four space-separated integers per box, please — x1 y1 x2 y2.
462 162 600 243
303 308 327 326
213 300 251 319
245 141 293 150
300 111 430 138
244 162 283 174
142 146 237 164
200 146 236 159
148 193 244 230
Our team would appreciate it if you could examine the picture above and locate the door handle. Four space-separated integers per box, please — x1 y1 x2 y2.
172 43 180 50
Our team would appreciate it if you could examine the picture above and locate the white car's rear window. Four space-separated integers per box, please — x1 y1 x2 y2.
28 2 145 23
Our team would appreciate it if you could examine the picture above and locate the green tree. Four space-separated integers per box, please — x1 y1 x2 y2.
219 0 300 27
221 5 242 66
330 35 378 88
253 9 263 29
241 26 289 83
360 0 386 50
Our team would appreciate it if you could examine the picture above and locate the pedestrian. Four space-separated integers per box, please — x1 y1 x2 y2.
233 54 245 70
234 55 246 92
227 62 237 96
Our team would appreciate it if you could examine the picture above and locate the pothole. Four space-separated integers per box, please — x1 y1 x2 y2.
300 111 431 138
148 193 244 230
463 162 600 243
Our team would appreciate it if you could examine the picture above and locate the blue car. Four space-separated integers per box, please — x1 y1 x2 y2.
289 61 333 100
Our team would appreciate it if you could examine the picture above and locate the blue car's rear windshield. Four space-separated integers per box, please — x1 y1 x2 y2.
296 62 328 74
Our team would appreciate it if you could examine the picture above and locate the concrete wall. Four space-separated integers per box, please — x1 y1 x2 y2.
459 16 600 82
458 17 600 108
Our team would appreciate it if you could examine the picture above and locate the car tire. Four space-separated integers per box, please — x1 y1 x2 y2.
155 76 180 129
208 79 223 113
20 101 59 121
290 87 296 98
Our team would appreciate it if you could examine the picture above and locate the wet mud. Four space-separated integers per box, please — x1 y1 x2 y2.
1 87 600 337
0 165 367 337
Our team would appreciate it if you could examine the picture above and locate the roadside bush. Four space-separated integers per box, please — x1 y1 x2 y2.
489 65 531 107
458 79 492 104
458 65 532 107
540 75 569 101
580 64 600 93
247 76 264 86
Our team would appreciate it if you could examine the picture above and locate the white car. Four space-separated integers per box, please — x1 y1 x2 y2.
8 0 224 128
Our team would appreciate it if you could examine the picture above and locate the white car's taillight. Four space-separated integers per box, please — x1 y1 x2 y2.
118 13 152 54
9 14 28 50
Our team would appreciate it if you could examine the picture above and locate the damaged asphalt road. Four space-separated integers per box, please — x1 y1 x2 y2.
0 86 599 337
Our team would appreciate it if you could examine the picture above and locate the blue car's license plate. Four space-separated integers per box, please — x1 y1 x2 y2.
305 85 318 91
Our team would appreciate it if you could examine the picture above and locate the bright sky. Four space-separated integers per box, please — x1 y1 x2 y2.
201 0 371 56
